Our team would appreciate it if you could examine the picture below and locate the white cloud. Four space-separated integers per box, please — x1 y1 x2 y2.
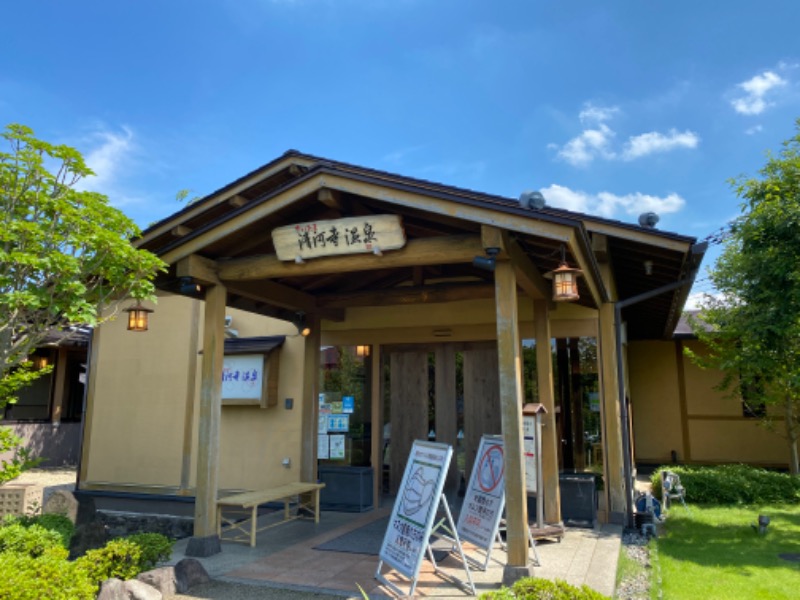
730 70 787 115
541 183 685 219
622 129 700 160
745 124 763 135
553 104 699 166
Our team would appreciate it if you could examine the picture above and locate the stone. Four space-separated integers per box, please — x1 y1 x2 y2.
136 567 177 596
502 564 535 587
69 520 108 559
123 579 162 600
97 578 126 600
74 492 97 527
174 558 210 593
42 489 79 523
185 534 220 557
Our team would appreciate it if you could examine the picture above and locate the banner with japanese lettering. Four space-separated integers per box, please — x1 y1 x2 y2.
272 214 405 261
378 440 452 579
221 354 264 401
456 435 506 550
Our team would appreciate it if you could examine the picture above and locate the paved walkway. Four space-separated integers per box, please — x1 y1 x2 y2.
167 506 621 599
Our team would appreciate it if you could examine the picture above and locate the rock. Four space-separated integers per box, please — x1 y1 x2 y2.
68 520 108 559
124 579 162 600
43 489 79 523
74 492 97 527
136 567 177 595
97 578 126 600
174 558 210 593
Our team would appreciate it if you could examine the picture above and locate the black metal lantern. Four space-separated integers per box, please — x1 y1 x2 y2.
125 302 153 332
544 247 583 302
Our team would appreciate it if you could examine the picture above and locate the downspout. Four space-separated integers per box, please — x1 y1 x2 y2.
74 328 94 493
614 242 706 528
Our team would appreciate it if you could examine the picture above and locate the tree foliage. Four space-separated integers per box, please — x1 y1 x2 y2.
689 120 800 473
0 123 165 478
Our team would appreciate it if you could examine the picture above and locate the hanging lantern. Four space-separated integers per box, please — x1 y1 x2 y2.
544 247 583 302
355 345 371 358
125 302 153 332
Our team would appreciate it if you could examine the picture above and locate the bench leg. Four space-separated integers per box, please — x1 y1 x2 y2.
250 506 258 547
314 489 320 523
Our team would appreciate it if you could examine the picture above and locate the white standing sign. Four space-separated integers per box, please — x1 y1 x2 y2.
457 435 506 550
523 416 537 493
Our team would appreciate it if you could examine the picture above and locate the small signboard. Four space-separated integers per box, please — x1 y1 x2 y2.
221 354 264 404
342 395 355 414
523 416 537 493
378 441 452 580
272 214 406 261
456 435 506 550
327 414 350 433
318 434 330 459
329 434 346 459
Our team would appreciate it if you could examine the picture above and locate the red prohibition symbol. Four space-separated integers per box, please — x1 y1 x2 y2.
477 444 504 492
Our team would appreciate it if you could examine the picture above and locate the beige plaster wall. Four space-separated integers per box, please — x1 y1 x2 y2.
628 341 683 464
83 293 306 493
628 339 788 467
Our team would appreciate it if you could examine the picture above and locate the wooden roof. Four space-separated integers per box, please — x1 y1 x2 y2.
136 151 704 340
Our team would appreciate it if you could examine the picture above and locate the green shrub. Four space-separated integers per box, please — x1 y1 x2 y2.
0 523 63 558
0 549 95 600
650 464 800 505
75 538 142 585
126 532 174 569
481 577 609 599
4 513 75 548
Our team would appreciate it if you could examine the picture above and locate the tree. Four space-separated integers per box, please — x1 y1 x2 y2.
0 123 166 482
689 120 800 474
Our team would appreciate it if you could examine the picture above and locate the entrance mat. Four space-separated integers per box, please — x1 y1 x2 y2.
314 516 389 555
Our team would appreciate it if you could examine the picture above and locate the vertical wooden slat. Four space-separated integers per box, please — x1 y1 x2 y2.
435 344 459 497
389 351 428 494
534 299 561 525
463 347 501 481
300 315 322 484
50 348 68 423
190 283 226 552
494 260 528 567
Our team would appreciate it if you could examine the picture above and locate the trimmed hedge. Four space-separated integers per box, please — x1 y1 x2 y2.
75 538 143 586
126 532 174 570
0 548 95 600
481 577 609 599
650 464 800 505
0 523 63 558
5 513 74 548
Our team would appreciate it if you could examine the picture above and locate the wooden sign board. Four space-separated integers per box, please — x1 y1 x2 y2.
221 352 279 408
272 214 405 261
456 435 505 550
378 440 452 580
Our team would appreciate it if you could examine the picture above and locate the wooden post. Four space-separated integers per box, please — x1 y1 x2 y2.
599 303 626 524
180 299 201 494
186 283 226 557
534 299 561 525
50 348 68 423
370 344 383 509
494 260 531 578
435 344 459 498
300 314 321 484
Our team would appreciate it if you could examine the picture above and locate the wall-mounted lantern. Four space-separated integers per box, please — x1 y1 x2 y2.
544 246 583 302
125 302 153 332
355 345 371 358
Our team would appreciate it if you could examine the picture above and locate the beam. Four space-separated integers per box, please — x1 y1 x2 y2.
171 225 192 237
494 260 531 574
481 226 549 300
229 195 248 208
217 234 484 281
317 188 344 211
317 282 495 309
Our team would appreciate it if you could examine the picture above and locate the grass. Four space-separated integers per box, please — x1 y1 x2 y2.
614 545 646 596
652 504 800 600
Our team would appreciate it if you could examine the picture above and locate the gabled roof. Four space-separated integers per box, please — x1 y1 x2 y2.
137 151 704 340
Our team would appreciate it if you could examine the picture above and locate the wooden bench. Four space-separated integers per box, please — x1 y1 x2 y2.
217 482 325 547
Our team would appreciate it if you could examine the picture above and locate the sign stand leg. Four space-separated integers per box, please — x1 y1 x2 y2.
429 494 476 595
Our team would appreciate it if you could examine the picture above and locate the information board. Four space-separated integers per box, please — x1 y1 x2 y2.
456 435 506 550
378 440 452 579
221 354 264 401
523 416 537 493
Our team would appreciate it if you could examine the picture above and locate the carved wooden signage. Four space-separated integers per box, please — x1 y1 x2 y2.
272 214 405 261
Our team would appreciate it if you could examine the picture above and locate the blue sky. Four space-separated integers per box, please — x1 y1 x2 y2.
2 1 799 302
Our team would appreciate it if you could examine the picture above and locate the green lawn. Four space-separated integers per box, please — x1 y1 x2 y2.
652 504 800 600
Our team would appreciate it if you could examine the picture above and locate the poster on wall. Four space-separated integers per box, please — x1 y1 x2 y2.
328 414 350 432
342 395 355 414
456 435 506 550
329 434 346 459
377 441 452 579
318 434 330 459
221 354 264 401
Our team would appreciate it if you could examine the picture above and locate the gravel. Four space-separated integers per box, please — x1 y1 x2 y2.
615 530 653 600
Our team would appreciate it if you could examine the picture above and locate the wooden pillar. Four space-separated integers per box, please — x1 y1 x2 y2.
180 299 201 494
534 300 561 525
370 344 383 509
598 303 626 524
186 283 226 557
435 344 459 498
300 315 322 484
494 261 530 573
50 348 69 423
